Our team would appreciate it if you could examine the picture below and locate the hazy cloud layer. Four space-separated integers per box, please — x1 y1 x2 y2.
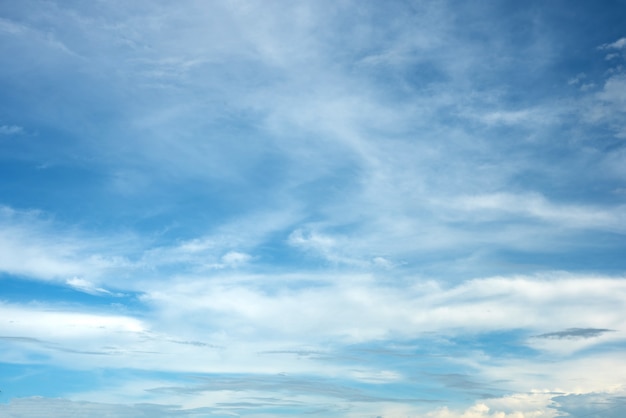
1 0 626 417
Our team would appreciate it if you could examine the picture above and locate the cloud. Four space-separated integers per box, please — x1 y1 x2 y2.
141 272 626 351
1 2 626 417
534 328 614 340
600 37 626 50
0 205 137 283
580 41 626 139
0 335 118 356
287 228 348 264
0 302 147 366
65 277 117 296
0 395 408 418
220 251 251 267
151 374 435 404
0 124 23 135
0 204 292 287
0 1 622 282
424 391 560 418
0 17 27 35
454 193 626 232
3 271 624 381
2 388 624 418
553 390 626 418
0 397 197 418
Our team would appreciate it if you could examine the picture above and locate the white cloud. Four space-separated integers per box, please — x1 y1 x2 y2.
454 192 626 232
600 37 626 50
1 3 626 416
0 304 145 339
140 272 626 350
0 204 297 286
425 396 557 418
4 271 624 380
221 250 251 266
0 124 23 135
597 74 626 108
0 206 134 282
65 277 116 296
135 206 300 273
288 228 337 256
3 0 618 275
582 56 626 138
568 72 586 85
0 302 147 368
480 110 535 125
471 106 562 127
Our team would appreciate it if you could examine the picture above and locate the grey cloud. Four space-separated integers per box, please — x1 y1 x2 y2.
552 392 626 418
349 343 436 359
534 328 614 339
258 349 323 355
0 336 43 343
150 374 438 404
259 341 436 364
197 395 341 416
257 349 328 360
167 339 218 348
0 397 201 418
212 398 337 414
431 373 486 390
425 373 505 400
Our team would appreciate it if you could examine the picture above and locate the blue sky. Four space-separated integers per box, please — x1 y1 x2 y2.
1 0 626 416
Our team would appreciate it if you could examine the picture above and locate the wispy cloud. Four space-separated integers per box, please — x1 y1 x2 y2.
0 398 197 418
0 124 23 135
65 277 119 296
600 37 626 51
0 206 135 282
2 1 626 416
535 328 614 340
454 192 626 232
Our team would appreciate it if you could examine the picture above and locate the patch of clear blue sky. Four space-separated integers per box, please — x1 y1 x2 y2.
0 363 103 401
0 365 196 404
0 274 144 310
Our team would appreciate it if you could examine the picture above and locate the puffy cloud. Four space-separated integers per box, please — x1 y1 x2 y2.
425 400 555 418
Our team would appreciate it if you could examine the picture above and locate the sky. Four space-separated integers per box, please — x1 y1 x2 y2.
1 0 626 417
